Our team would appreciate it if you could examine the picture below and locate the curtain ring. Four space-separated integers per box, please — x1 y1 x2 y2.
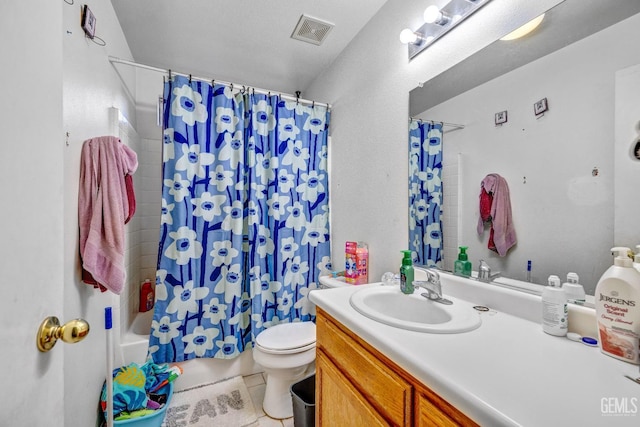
168 69 172 80
230 83 234 92
189 74 192 83
211 79 215 87
312 100 315 108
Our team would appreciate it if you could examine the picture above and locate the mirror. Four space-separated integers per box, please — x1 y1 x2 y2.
409 0 640 295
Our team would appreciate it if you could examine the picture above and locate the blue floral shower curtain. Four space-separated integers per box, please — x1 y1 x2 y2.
408 119 443 266
149 75 331 363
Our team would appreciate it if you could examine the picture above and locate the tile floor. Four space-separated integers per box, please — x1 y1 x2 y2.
243 373 295 427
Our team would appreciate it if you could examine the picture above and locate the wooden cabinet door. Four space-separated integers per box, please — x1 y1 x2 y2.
415 391 459 427
316 350 390 427
415 390 477 427
316 311 412 425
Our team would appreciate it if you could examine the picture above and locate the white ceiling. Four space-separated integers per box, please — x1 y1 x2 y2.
111 0 388 96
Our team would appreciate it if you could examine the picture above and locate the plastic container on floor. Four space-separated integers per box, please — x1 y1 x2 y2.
290 375 316 427
113 383 173 427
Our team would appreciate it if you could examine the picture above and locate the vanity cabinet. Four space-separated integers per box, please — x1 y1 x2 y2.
316 308 478 426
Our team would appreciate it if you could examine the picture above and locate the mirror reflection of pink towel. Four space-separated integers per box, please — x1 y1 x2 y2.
79 136 138 294
477 173 517 256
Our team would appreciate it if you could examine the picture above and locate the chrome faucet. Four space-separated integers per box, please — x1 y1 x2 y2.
478 260 501 283
413 267 452 305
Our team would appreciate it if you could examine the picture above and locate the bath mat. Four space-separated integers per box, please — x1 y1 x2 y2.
161 376 258 427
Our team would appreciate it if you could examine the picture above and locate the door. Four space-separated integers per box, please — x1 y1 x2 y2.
0 1 65 425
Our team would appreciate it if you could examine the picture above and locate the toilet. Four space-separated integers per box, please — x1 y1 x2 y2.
253 275 347 419
253 321 317 419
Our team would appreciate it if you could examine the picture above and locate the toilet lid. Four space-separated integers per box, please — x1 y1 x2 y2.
256 322 316 353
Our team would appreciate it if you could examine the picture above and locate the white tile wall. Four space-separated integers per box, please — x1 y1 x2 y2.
116 109 163 334
441 151 460 272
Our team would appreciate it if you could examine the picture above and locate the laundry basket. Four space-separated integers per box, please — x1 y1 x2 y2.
113 382 174 427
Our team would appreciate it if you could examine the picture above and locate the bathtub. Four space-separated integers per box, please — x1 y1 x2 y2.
120 311 262 391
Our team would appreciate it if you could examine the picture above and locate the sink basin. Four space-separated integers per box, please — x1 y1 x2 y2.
349 286 481 333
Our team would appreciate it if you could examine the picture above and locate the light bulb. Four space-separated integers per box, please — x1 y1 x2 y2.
500 14 545 41
424 5 443 24
399 28 418 44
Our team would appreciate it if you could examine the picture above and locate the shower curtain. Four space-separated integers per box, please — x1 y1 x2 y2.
408 119 443 266
149 75 331 363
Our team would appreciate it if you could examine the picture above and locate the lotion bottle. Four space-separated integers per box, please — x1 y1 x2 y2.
633 245 640 274
542 275 568 336
400 250 414 294
595 247 640 364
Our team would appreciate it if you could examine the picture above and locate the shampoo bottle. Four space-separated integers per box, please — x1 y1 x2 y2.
400 250 414 294
562 272 586 305
139 279 155 312
541 275 568 336
595 247 640 364
454 246 472 277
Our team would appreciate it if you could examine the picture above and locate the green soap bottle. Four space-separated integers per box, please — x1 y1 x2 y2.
454 246 472 277
400 250 414 294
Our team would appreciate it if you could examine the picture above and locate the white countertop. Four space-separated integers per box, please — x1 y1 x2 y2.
310 278 640 426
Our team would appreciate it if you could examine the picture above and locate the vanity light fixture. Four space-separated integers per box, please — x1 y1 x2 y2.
400 0 493 60
424 5 450 26
500 13 545 41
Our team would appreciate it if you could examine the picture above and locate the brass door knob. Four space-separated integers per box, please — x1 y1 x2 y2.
37 316 90 352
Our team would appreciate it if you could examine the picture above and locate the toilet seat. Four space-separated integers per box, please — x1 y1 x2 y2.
255 322 316 355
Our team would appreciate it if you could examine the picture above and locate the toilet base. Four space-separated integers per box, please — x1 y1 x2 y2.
262 365 311 419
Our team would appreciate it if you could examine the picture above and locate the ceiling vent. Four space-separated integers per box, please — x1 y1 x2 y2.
291 14 334 46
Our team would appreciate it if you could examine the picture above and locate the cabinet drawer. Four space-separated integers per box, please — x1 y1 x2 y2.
317 312 412 425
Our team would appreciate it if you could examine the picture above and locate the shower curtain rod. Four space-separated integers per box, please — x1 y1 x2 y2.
409 117 465 130
108 56 331 109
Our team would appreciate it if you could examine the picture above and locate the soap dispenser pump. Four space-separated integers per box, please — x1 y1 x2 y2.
400 250 414 294
454 246 472 277
541 275 567 336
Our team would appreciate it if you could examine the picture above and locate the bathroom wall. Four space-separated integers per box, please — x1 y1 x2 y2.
132 71 166 314
304 0 563 281
614 62 640 253
61 0 138 425
111 109 144 333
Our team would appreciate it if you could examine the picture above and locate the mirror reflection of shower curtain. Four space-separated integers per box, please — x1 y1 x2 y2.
149 75 331 363
408 120 443 267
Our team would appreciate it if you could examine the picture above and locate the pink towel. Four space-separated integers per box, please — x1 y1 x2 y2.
79 136 138 294
477 173 517 256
